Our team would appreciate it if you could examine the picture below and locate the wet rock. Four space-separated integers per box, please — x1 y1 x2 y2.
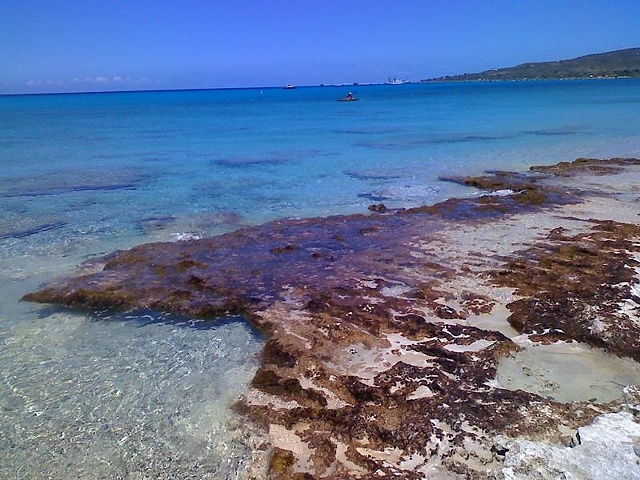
367 203 388 213
530 157 640 176
568 430 581 448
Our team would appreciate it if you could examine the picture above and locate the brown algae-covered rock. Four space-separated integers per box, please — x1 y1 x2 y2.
23 158 640 478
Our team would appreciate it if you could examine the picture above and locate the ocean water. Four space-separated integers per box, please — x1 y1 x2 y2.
1 80 640 478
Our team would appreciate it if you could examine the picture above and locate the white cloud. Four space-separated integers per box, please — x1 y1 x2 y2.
17 75 158 93
83 75 148 84
25 79 66 88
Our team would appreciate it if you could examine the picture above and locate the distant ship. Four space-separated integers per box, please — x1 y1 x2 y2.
385 78 409 85
283 84 297 90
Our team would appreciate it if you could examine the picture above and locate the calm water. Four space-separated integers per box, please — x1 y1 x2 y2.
1 80 640 478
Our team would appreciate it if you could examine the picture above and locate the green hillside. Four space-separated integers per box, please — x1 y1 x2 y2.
426 48 640 81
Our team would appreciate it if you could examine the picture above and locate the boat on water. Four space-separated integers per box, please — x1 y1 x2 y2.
337 92 359 102
283 84 297 90
385 77 409 85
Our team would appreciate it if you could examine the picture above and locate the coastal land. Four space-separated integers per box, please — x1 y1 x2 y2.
23 157 640 479
425 47 640 82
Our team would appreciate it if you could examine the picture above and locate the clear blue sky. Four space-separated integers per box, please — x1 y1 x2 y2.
2 0 639 94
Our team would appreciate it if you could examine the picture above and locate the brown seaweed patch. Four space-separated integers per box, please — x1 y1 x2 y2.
492 219 640 360
403 169 579 219
530 157 640 176
272 244 297 254
268 448 297 477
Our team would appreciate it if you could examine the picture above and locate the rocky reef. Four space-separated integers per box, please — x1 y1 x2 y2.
24 158 640 478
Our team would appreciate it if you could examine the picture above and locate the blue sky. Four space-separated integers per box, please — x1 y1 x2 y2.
1 0 639 94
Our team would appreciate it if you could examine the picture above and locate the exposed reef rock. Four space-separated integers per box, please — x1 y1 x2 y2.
492 220 640 359
23 158 640 478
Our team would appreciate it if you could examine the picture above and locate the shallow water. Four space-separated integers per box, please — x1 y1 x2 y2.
496 341 640 403
2 80 640 477
0 307 264 479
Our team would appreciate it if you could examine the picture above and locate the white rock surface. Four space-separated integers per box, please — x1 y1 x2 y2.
500 411 640 479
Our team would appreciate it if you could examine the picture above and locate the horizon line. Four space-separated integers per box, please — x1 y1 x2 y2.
0 81 395 98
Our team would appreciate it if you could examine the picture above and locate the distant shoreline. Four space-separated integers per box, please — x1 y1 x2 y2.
422 75 636 83
423 47 640 83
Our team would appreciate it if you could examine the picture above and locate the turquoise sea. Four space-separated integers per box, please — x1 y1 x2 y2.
1 80 640 478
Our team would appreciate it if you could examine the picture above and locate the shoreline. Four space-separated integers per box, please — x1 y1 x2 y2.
423 75 637 83
23 158 640 479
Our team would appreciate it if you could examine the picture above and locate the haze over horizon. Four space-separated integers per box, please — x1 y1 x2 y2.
2 0 639 95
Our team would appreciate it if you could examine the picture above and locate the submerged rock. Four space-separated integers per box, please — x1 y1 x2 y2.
23 158 640 479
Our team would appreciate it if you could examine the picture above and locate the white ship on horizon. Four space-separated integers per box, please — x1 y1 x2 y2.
385 77 409 85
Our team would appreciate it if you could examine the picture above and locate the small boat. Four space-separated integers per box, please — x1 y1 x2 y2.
283 84 297 90
337 92 359 102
